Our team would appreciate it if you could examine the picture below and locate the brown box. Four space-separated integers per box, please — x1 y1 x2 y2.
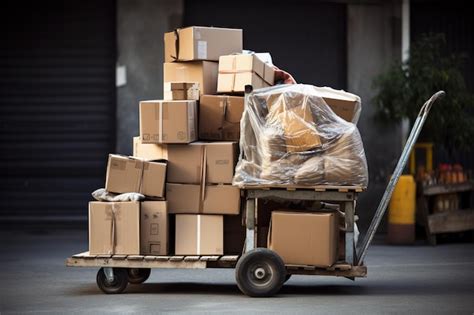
166 183 240 215
311 87 361 123
175 214 223 255
199 95 244 141
165 142 237 184
133 137 167 160
105 154 166 198
217 54 275 93
164 61 218 95
164 82 199 101
164 26 242 62
140 201 168 255
139 100 197 144
89 201 140 255
268 211 338 267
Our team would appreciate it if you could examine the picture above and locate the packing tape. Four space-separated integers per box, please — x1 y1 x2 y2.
159 103 163 143
109 204 118 255
198 146 207 214
171 29 180 61
197 214 201 255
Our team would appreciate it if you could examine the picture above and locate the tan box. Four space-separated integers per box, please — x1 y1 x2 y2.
268 211 338 267
164 82 199 101
164 61 218 95
139 100 197 144
89 201 140 255
164 26 242 62
105 154 166 198
199 95 244 141
140 201 168 255
166 183 240 215
133 137 167 160
217 54 275 93
175 214 223 255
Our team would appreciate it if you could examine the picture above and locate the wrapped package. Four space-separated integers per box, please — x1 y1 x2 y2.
233 84 368 187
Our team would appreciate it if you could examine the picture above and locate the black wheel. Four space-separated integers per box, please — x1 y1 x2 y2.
96 268 128 294
235 248 286 297
284 274 292 283
127 268 151 284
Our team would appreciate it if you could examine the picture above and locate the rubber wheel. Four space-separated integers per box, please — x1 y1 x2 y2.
96 268 128 294
284 274 292 283
127 268 151 284
235 248 286 297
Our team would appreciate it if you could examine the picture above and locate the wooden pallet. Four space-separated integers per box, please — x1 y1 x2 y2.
239 184 365 193
286 262 367 278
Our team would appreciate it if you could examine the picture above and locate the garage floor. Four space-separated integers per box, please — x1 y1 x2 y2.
1 230 473 314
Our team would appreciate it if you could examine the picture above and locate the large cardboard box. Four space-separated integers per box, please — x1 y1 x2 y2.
166 183 240 215
89 201 140 255
139 100 197 144
268 211 338 267
217 54 275 93
164 61 218 95
164 26 242 62
140 201 168 255
133 137 167 161
199 95 244 141
175 214 223 255
164 82 199 101
105 154 166 198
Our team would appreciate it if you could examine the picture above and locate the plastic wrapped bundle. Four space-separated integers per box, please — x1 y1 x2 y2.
233 84 368 187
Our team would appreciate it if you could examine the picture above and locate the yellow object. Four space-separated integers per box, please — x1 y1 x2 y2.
409 142 433 175
388 175 416 224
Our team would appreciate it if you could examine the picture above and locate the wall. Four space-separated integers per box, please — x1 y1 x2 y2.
116 0 183 155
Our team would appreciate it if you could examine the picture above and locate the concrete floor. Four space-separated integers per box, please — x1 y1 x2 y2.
1 230 473 314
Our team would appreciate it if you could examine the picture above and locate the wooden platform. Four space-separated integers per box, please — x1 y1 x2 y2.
239 184 365 193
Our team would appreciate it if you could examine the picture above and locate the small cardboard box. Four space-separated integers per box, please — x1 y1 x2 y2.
89 201 140 255
199 95 244 141
140 201 168 255
164 61 218 95
164 26 242 62
217 54 275 93
139 100 197 144
166 142 237 184
311 86 361 123
166 183 240 215
133 137 167 161
164 82 199 101
268 211 338 267
175 214 223 255
105 154 166 198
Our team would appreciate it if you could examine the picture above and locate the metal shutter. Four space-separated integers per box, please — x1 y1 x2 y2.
0 0 116 227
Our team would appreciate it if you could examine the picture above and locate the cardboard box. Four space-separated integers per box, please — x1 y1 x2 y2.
310 87 361 123
140 201 168 255
89 201 140 255
164 61 218 95
105 154 166 198
139 100 197 144
133 137 167 160
164 82 199 101
165 142 236 184
164 26 242 62
217 54 275 93
166 183 240 215
268 211 338 267
175 214 223 255
199 95 244 141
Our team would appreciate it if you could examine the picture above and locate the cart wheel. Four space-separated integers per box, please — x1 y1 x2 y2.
235 248 286 297
127 268 151 284
96 268 128 294
284 274 292 283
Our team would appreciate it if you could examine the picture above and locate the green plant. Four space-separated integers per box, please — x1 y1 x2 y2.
373 33 474 152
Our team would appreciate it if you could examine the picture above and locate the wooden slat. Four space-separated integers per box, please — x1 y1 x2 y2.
184 256 200 261
155 256 170 261
112 255 127 260
127 255 144 261
169 256 185 261
428 209 474 234
303 265 316 271
240 184 365 192
219 255 239 262
288 265 367 278
96 254 112 259
144 256 156 261
66 257 207 269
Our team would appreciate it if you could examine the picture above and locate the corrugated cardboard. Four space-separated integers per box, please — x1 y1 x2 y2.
268 211 338 267
133 137 167 161
105 154 166 198
139 100 197 144
199 95 244 141
164 61 218 95
166 142 236 184
175 214 223 255
164 26 242 62
164 82 199 101
217 54 275 93
89 201 140 255
166 183 240 215
140 201 168 255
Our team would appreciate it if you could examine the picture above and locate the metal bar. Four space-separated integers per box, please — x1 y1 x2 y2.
103 267 114 282
344 201 355 265
357 91 445 265
245 197 256 253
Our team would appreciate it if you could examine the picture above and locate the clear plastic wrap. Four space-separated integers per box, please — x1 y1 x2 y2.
233 84 368 187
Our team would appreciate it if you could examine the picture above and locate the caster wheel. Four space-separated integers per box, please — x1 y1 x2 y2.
284 274 292 283
235 248 286 297
127 268 151 284
96 268 128 294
